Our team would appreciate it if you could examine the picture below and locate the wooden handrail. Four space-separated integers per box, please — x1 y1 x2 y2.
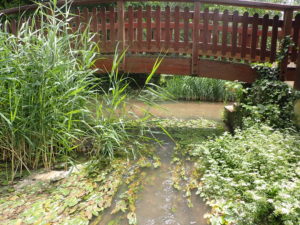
1 0 300 16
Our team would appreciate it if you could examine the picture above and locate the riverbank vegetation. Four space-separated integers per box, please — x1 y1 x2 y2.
163 76 235 102
1 1 300 225
0 2 161 181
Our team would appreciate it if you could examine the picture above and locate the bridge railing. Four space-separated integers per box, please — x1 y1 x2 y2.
1 0 300 83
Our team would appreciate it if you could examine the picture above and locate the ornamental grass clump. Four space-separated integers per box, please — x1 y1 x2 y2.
0 2 98 178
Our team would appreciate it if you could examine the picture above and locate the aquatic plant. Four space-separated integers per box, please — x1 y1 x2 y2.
163 76 236 102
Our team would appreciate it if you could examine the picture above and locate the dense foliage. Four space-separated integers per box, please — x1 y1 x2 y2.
225 36 300 129
0 3 159 180
192 125 300 225
163 76 235 102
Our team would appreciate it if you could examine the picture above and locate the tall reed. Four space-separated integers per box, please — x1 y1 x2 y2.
164 76 235 102
0 1 98 179
0 1 165 179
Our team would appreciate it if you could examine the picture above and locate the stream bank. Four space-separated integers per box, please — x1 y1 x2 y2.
0 102 226 225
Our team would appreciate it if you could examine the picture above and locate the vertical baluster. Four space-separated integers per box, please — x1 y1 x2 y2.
11 19 17 35
222 10 229 57
92 8 99 43
146 5 152 50
280 9 293 80
251 13 259 60
203 8 209 56
174 6 180 52
165 6 170 50
192 2 200 74
137 7 143 51
270 15 279 63
291 14 300 62
212 9 219 56
183 7 190 52
83 8 89 31
241 12 249 59
231 11 239 58
128 6 134 49
260 14 269 62
110 7 115 50
156 6 161 50
101 8 107 51
75 8 81 32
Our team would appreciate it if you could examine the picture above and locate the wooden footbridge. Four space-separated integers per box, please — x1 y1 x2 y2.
1 0 300 88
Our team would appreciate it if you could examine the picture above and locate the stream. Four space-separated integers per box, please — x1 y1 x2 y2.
97 101 224 225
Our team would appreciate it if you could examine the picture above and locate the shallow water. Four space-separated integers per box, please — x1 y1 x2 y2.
97 135 209 225
127 101 225 121
135 136 209 225
97 101 221 225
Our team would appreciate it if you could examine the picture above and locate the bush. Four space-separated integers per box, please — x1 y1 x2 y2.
192 125 300 225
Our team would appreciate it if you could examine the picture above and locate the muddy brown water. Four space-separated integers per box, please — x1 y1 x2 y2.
135 135 209 225
97 101 224 225
127 101 225 121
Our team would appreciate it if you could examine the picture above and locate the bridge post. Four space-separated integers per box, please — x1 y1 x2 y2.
192 2 201 75
280 8 293 81
295 53 300 90
117 0 126 69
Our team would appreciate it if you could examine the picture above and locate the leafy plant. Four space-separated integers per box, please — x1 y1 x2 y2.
226 36 299 130
192 125 300 225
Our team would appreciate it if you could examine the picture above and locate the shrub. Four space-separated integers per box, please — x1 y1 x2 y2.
192 125 300 225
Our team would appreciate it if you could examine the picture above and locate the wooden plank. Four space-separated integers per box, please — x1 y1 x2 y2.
198 59 257 82
137 7 143 50
156 6 161 49
95 55 258 83
128 6 134 47
75 8 81 31
231 11 239 57
260 14 269 62
295 53 300 90
146 5 152 50
92 8 99 43
250 13 259 60
117 0 125 51
174 6 180 51
192 2 201 74
109 7 116 48
100 8 107 49
10 19 17 35
280 9 293 80
221 10 229 56
212 9 219 55
203 8 209 55
241 12 249 58
83 7 89 30
292 14 300 62
270 15 279 62
165 6 171 49
183 7 190 51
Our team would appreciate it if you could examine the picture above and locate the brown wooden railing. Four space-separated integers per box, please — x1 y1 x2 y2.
1 0 300 86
